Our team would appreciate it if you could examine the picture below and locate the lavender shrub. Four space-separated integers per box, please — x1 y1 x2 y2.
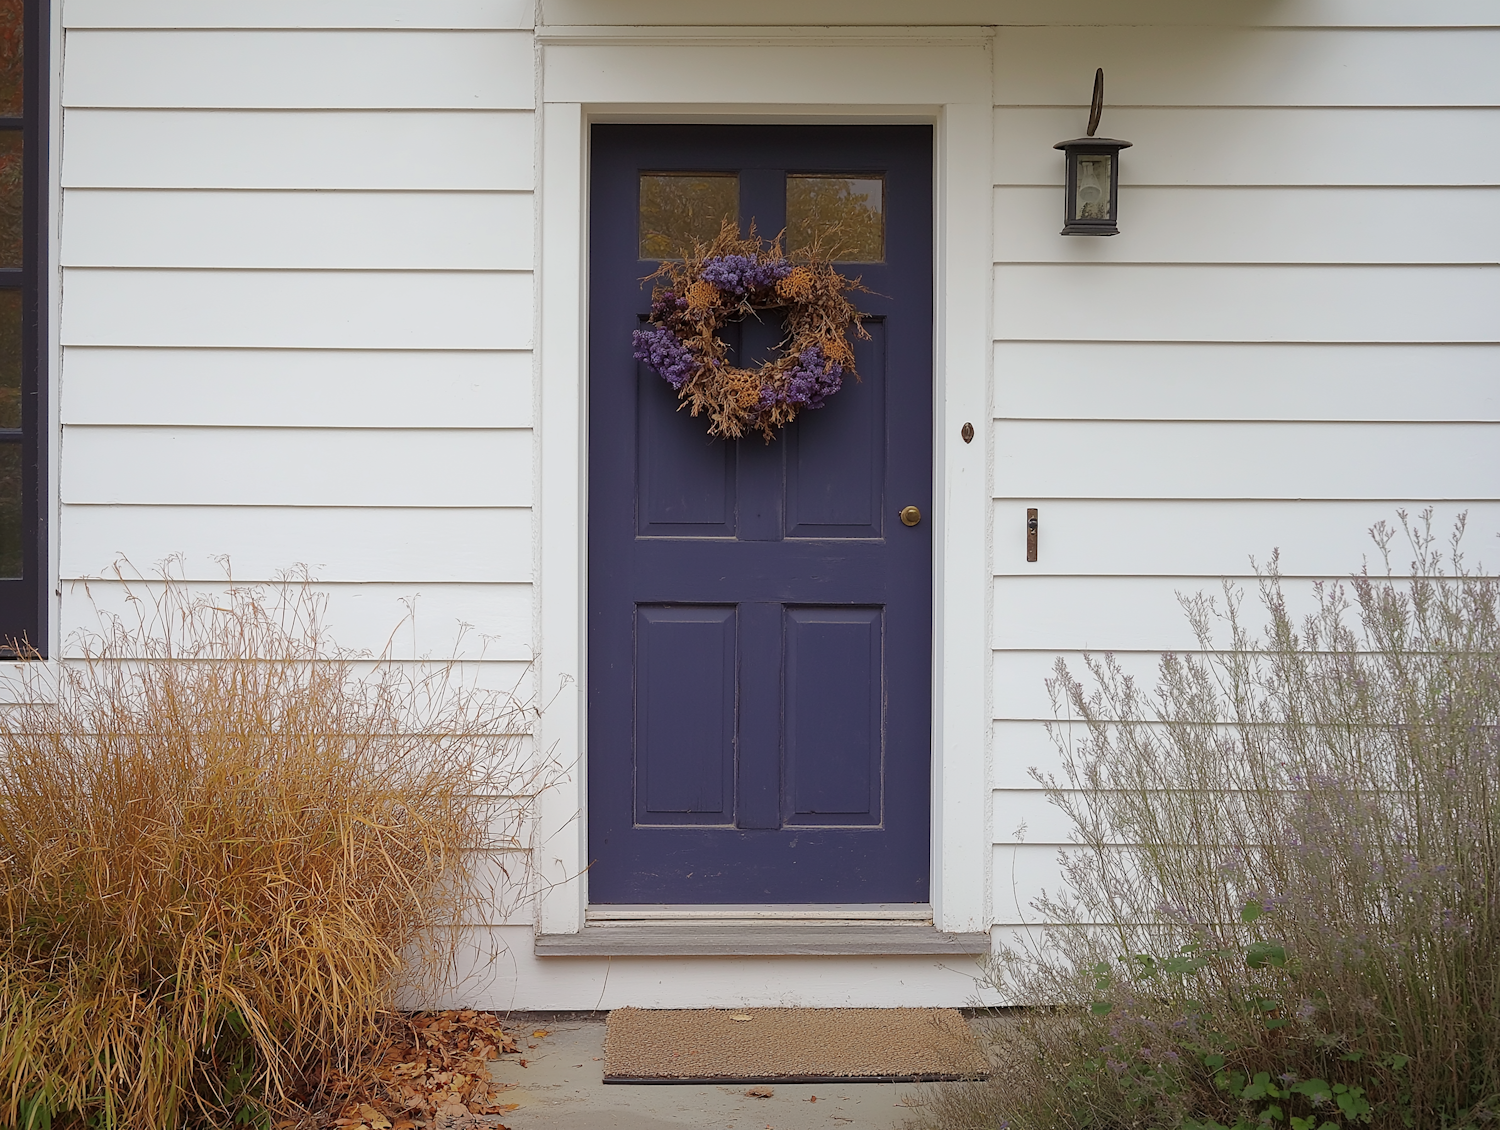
912 512 1500 1130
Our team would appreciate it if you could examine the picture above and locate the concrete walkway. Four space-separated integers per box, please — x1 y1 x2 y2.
489 1015 947 1130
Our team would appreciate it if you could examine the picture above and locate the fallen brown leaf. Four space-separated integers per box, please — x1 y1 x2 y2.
745 1086 774 1098
286 1009 521 1129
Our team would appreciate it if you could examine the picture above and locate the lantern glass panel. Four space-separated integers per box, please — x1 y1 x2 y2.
1073 154 1113 221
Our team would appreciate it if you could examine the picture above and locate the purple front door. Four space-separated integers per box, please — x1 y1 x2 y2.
588 125 933 903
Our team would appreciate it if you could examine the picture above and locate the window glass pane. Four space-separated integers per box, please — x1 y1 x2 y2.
0 288 17 429
786 175 884 262
0 131 20 266
0 442 19 578
0 0 20 116
1074 154 1112 221
639 174 738 260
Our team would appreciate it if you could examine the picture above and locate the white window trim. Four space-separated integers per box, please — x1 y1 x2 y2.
533 25 995 937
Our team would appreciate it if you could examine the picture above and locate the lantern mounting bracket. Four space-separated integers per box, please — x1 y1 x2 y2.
1086 67 1103 137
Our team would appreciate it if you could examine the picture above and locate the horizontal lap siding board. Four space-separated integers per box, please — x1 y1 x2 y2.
56 13 540 692
994 109 1500 186
61 427 533 506
61 191 535 270
67 580 534 661
61 349 534 428
62 1 534 30
61 269 534 349
62 30 535 108
990 19 1500 928
534 0 1500 27
995 342 1500 422
59 506 533 583
994 188 1500 265
61 110 533 189
990 500 1500 577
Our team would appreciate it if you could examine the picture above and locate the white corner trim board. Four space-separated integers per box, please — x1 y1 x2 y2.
532 28 995 938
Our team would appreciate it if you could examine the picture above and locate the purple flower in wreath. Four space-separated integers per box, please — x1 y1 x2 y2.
787 346 845 408
632 325 696 390
700 254 793 296
650 289 688 318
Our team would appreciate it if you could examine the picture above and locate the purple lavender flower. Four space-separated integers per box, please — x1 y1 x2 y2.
632 325 696 390
755 346 844 413
700 254 793 296
782 346 844 409
650 289 688 318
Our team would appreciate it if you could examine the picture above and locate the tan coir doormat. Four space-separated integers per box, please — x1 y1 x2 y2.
603 1007 990 1084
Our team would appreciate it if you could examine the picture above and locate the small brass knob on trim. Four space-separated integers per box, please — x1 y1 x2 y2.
899 505 922 527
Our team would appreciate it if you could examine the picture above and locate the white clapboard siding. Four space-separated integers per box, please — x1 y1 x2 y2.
996 649 1255 723
994 109 1500 187
993 421 1500 500
62 348 534 428
994 265 1499 343
62 579 534 660
60 505 533 583
61 110 534 190
989 500 1500 578
993 27 1500 108
993 721 1313 793
993 789 1077 847
993 721 1074 790
992 844 1074 926
994 342 1500 423
63 0 533 30
61 426 533 507
61 269 533 350
62 190 534 271
994 187 1500 265
63 30 534 109
993 575 1346 653
536 0 1500 28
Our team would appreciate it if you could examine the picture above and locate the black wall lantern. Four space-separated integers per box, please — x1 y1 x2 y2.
1054 68 1132 236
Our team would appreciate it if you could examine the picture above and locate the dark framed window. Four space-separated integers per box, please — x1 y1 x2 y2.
0 0 44 655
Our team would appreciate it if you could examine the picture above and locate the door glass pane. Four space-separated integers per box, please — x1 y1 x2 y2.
0 442 19 577
0 288 17 429
786 175 884 262
0 0 20 116
0 131 20 266
639 174 738 260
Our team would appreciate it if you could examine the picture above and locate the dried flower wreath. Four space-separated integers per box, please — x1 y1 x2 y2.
631 222 869 441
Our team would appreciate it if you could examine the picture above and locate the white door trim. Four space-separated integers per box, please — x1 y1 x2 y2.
534 26 995 937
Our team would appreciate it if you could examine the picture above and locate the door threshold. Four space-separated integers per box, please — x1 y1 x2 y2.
586 903 933 922
536 915 988 958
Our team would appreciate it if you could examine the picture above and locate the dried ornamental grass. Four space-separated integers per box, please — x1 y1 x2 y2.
0 566 548 1130
631 220 869 441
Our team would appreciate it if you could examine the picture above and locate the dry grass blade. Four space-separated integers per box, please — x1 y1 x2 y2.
0 563 550 1130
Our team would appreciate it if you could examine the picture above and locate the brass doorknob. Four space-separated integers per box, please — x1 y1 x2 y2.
899 505 922 527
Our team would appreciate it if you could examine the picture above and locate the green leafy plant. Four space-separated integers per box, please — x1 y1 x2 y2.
0 564 550 1129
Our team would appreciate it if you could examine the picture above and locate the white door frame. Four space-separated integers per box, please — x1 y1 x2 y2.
533 25 995 937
